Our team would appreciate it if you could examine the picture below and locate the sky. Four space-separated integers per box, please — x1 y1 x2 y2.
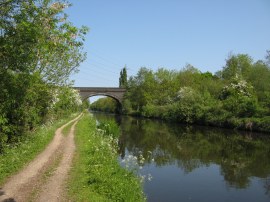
67 0 270 88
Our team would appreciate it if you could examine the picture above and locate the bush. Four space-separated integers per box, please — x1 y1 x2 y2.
223 96 259 118
220 76 259 118
252 117 270 132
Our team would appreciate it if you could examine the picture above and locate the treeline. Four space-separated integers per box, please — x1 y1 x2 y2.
90 97 118 113
91 52 270 133
0 0 87 151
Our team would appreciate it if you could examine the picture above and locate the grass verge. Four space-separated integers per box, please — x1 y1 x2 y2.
67 113 145 202
0 113 79 185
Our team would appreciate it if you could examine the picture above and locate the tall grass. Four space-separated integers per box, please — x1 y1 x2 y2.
67 113 145 202
97 120 120 138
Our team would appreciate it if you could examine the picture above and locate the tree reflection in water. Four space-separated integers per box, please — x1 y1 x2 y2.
93 113 270 194
263 177 270 197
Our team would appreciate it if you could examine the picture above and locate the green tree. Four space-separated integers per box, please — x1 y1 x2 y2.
153 68 178 105
247 60 270 103
90 97 118 113
127 67 155 111
1 0 88 83
0 0 87 149
119 66 128 88
221 54 253 80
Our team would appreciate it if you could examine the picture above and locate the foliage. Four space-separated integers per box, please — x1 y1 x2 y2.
90 97 118 113
220 76 258 117
247 60 270 103
68 113 145 202
81 99 91 109
119 66 128 88
50 87 83 118
97 120 120 138
122 99 132 114
1 0 88 84
0 0 87 150
121 51 270 132
220 54 253 80
90 51 270 132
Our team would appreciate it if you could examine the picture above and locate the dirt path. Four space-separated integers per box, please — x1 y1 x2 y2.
0 114 83 202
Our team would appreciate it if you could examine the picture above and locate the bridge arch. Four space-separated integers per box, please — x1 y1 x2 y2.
83 93 122 104
74 87 126 104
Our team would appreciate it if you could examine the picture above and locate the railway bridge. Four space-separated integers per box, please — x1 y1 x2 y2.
74 87 126 104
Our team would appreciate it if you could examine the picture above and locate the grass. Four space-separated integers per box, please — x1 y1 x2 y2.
0 113 79 185
67 113 145 202
97 120 120 138
62 121 74 136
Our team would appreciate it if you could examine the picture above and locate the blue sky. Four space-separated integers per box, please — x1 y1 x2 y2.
67 0 270 88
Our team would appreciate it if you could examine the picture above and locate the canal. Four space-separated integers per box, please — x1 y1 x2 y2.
92 112 270 202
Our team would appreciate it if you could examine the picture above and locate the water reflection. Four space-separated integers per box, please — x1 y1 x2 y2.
92 112 270 201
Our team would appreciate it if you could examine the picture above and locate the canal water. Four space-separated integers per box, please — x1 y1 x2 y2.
92 112 270 202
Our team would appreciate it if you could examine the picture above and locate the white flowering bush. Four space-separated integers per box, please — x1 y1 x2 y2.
49 88 60 109
172 87 204 123
220 76 258 117
71 89 83 106
176 86 196 101
220 76 253 100
48 86 82 118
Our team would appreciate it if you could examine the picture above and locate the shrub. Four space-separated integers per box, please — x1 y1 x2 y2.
220 76 259 117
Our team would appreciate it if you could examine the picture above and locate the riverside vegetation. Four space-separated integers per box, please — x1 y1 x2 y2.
0 0 88 152
0 0 88 184
67 113 145 202
1 1 145 200
91 53 270 133
0 111 146 201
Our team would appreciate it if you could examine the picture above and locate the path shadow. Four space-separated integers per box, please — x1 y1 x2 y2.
0 189 16 202
0 189 4 196
2 199 16 202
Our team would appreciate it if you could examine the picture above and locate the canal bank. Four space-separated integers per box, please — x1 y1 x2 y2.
67 113 145 201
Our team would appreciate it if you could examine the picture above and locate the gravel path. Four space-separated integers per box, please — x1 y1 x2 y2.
0 114 82 202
